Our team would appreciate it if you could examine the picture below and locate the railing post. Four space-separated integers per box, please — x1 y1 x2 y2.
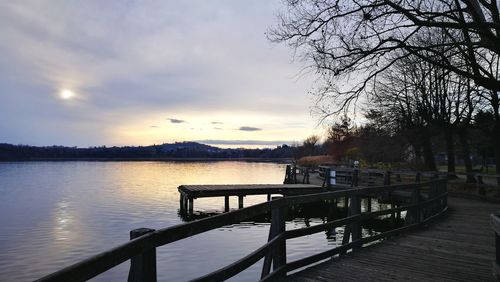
350 191 362 249
442 179 448 209
428 181 438 217
384 171 391 185
283 165 291 184
303 168 310 184
477 175 484 184
490 214 500 280
292 164 297 184
128 228 157 282
261 197 286 279
272 201 286 273
396 173 402 182
410 185 421 225
326 168 332 189
352 169 359 187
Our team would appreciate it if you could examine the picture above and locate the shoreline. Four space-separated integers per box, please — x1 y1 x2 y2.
0 157 293 163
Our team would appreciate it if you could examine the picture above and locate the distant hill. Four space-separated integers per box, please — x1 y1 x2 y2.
0 141 294 161
160 142 220 153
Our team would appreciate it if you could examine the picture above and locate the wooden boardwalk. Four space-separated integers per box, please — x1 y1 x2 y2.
289 197 499 282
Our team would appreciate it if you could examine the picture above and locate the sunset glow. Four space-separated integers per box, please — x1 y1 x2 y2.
0 1 318 148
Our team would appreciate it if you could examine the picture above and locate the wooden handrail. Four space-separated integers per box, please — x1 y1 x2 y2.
491 213 500 280
37 179 448 282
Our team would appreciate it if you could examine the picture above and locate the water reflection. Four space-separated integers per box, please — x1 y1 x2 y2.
53 199 75 241
0 161 404 282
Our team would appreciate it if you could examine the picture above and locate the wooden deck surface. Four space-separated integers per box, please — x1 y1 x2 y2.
178 184 324 197
288 197 499 282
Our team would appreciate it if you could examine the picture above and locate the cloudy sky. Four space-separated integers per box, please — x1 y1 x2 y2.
0 1 323 148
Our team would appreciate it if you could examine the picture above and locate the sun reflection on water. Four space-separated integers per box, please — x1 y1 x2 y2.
53 199 75 241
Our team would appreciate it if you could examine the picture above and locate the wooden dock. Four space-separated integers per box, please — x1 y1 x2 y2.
37 178 456 282
289 196 498 282
178 184 325 214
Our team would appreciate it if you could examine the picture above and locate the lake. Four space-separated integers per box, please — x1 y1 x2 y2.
0 161 363 281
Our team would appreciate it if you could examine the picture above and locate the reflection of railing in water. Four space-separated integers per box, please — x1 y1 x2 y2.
36 179 447 282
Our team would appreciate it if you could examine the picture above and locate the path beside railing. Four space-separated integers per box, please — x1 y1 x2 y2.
290 197 498 282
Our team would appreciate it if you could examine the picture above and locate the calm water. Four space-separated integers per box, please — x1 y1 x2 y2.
0 161 363 281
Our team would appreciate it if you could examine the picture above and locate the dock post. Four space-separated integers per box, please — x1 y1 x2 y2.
128 228 157 282
238 195 244 209
366 197 372 212
267 194 271 201
179 194 184 213
224 196 230 212
182 195 188 213
188 197 194 215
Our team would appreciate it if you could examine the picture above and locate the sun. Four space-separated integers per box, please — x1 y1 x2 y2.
60 89 75 100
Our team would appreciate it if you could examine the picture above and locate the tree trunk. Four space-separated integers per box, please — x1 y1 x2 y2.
444 128 456 178
412 143 422 170
422 138 437 171
457 128 475 183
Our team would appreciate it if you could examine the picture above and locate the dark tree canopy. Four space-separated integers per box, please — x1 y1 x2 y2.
270 0 500 115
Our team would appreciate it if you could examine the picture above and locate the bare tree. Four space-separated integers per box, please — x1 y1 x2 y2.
271 0 500 175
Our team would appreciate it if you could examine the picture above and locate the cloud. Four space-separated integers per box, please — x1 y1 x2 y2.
238 126 262 131
213 127 223 130
0 1 317 147
168 118 186 124
150 125 159 128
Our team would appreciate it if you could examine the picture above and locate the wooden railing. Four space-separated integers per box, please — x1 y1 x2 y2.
318 166 500 188
284 164 310 184
36 179 448 282
491 213 500 281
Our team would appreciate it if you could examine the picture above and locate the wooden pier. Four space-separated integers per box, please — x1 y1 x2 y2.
38 178 453 282
289 197 498 281
178 184 325 214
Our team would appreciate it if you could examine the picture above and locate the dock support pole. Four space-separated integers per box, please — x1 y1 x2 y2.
224 196 230 212
128 228 157 282
366 197 372 212
238 195 244 209
267 194 271 201
179 194 184 213
182 196 188 213
188 197 193 215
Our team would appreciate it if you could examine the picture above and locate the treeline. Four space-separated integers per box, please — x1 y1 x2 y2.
0 142 294 161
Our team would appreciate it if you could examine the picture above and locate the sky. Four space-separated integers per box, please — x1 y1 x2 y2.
0 1 324 148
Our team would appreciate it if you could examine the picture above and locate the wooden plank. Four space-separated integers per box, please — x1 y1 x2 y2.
288 197 499 282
